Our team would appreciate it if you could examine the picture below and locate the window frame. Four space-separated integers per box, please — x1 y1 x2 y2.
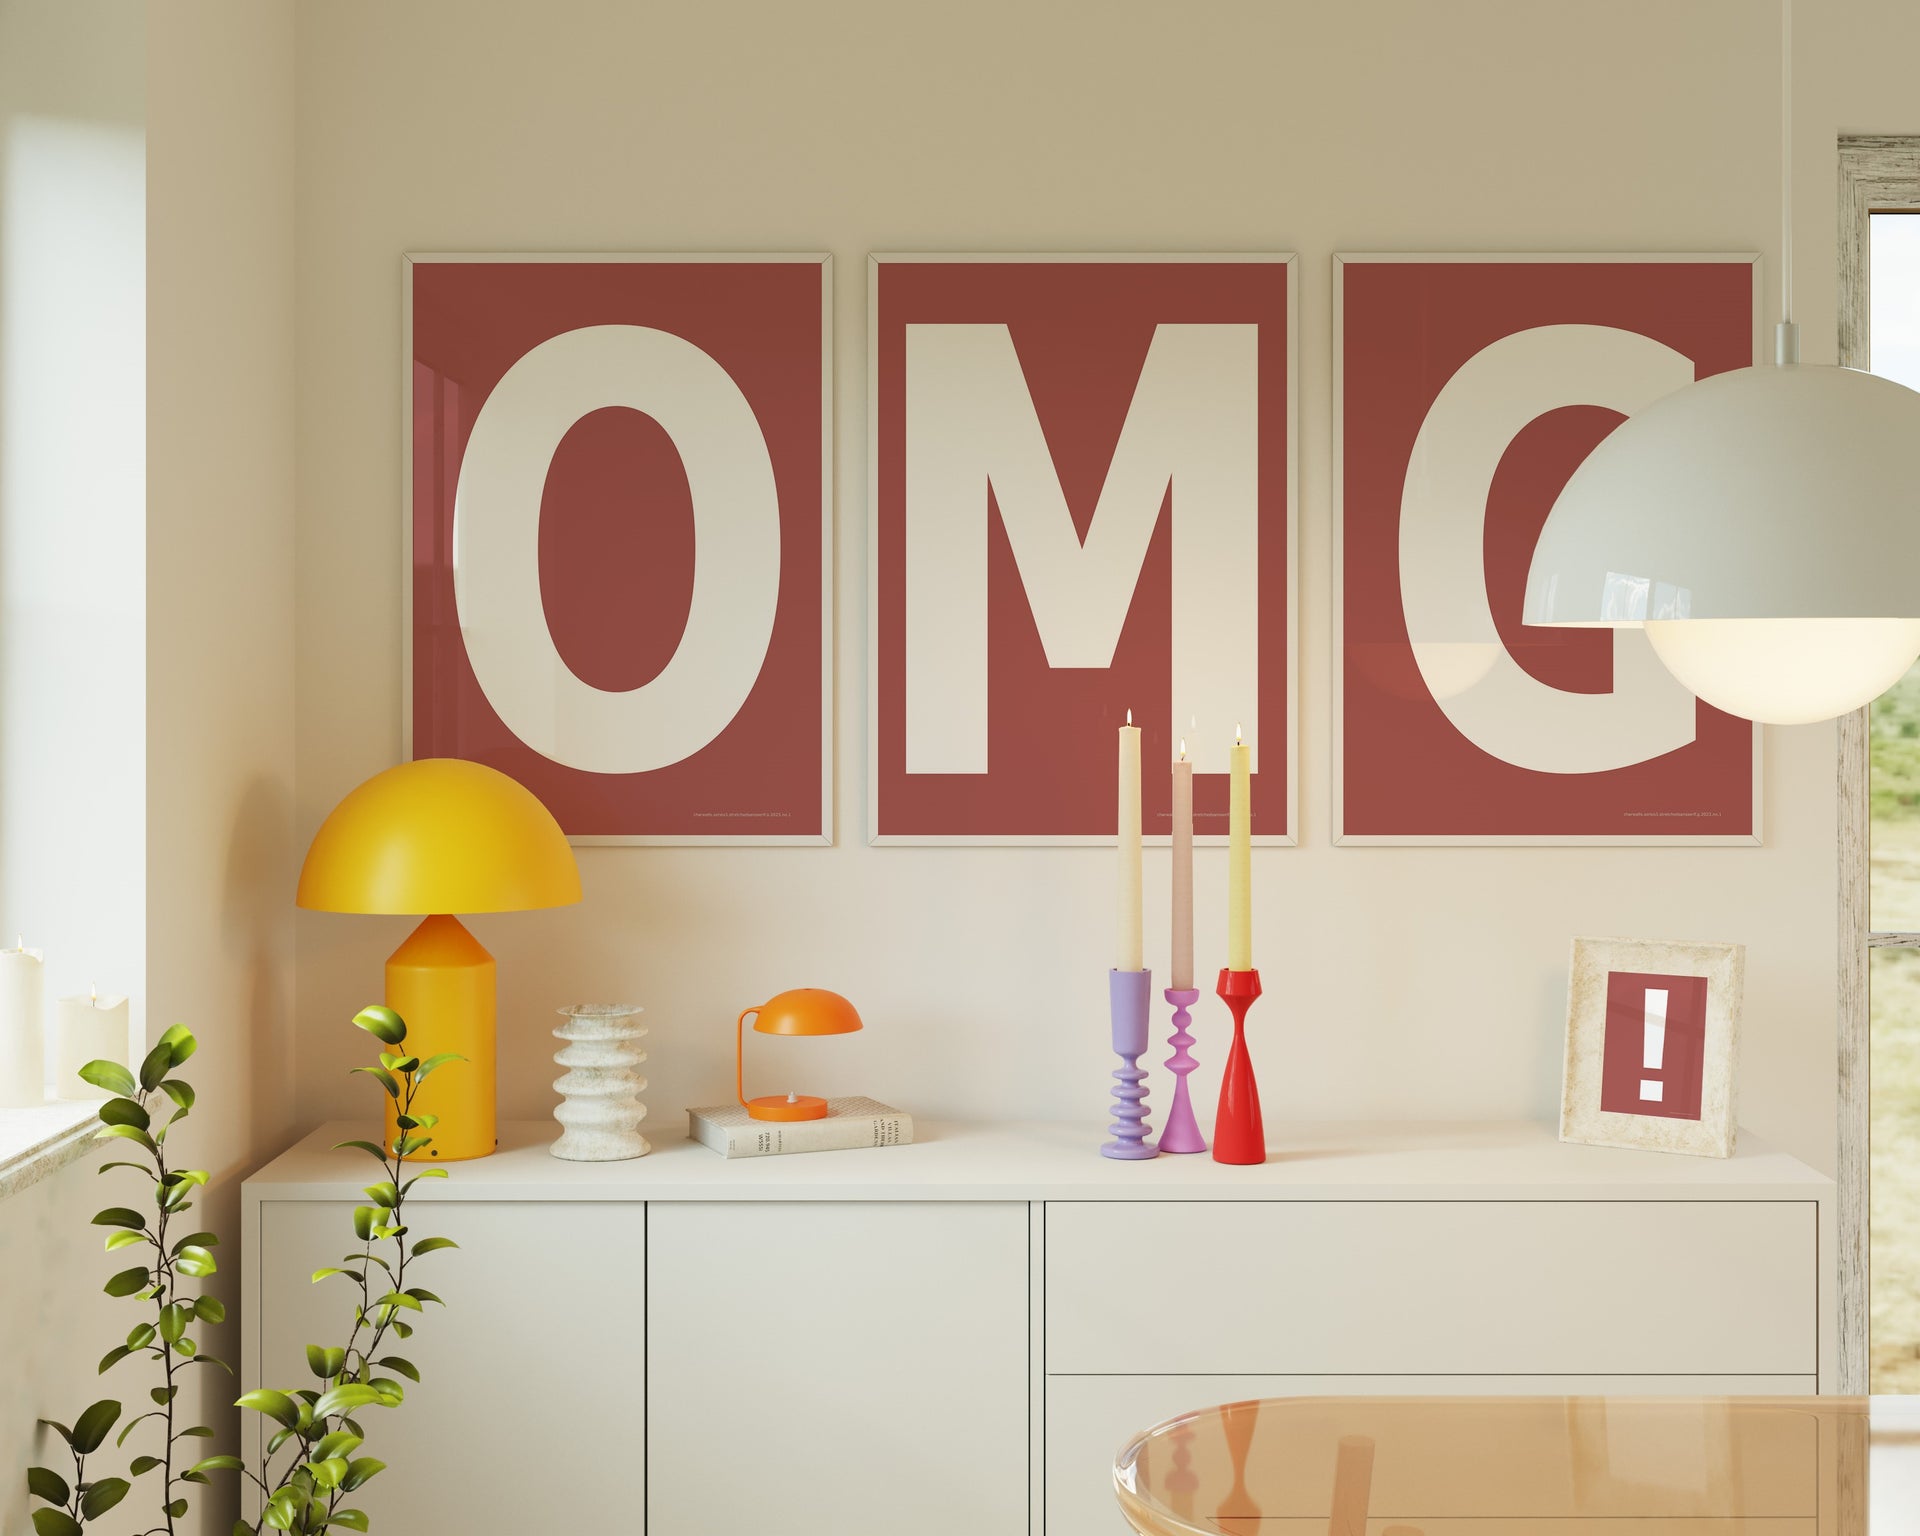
1837 133 1920 1395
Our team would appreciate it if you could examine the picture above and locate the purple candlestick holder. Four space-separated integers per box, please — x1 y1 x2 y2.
1156 987 1206 1154
1103 967 1156 1159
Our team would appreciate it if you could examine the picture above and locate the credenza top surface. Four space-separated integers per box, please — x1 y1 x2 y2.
242 1119 1831 1203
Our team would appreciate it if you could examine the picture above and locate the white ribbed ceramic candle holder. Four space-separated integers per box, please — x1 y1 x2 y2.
551 1003 649 1161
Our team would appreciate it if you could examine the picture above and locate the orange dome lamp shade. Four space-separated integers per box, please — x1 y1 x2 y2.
736 988 863 1122
298 759 581 1161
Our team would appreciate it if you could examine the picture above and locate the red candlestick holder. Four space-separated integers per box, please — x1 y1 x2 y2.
1212 968 1265 1165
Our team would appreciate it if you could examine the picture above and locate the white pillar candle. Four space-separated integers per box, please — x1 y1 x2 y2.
1116 710 1143 972
0 942 45 1107
57 990 130 1100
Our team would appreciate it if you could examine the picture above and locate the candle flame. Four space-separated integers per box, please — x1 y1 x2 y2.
1178 738 1187 759
90 983 96 1003
1235 721 1243 744
1126 708 1133 726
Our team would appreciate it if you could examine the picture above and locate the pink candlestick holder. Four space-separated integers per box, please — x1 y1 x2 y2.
1103 967 1156 1159
1156 987 1206 1154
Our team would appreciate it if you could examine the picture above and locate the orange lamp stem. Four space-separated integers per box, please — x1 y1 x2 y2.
384 914 496 1161
735 1006 757 1111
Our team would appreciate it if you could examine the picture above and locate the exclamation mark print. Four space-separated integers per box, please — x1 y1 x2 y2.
1639 988 1668 1102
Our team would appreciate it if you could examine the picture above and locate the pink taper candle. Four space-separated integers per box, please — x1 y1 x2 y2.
1170 743 1194 990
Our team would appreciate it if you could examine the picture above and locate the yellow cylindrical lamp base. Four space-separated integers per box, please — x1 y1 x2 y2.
384 914 496 1161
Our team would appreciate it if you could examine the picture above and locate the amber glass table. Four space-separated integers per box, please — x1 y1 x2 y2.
1115 1396 1920 1534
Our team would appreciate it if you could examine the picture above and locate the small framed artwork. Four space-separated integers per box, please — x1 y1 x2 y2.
868 253 1297 846
1559 936 1745 1158
405 253 832 845
1334 253 1762 845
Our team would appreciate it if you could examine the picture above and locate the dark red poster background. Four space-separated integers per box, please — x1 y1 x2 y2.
874 260 1292 841
1599 969 1709 1121
1339 259 1756 840
411 260 825 840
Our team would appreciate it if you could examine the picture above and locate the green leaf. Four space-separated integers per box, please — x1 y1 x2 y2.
80 1476 129 1519
340 1456 386 1491
151 1385 176 1406
77 1059 136 1098
103 1265 149 1297
409 1235 458 1254
166 1497 188 1519
129 1453 162 1475
36 1419 72 1448
363 1181 397 1208
70 1398 120 1454
126 1323 155 1349
403 1286 443 1305
31 1510 82 1536
313 1429 363 1460
352 1004 406 1044
94 1122 156 1152
97 1096 150 1131
351 1206 376 1241
117 1408 160 1445
332 1139 388 1160
172 1228 219 1252
138 1039 175 1092
306 1345 347 1379
412 1111 440 1129
312 1382 393 1418
96 1159 155 1178
236 1388 300 1428
329 1511 370 1533
309 1455 350 1490
194 1295 226 1323
179 1423 216 1436
103 1229 146 1252
159 1023 197 1065
175 1244 217 1278
26 1465 69 1504
187 1352 234 1373
373 1289 422 1313
169 1168 211 1188
413 1052 462 1081
158 1078 196 1113
98 1343 133 1373
310 1267 361 1284
93 1205 147 1230
158 1303 190 1343
188 1454 243 1474
350 1065 401 1099
375 1355 419 1382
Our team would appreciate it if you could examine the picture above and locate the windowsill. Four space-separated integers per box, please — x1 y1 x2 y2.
0 1101 100 1203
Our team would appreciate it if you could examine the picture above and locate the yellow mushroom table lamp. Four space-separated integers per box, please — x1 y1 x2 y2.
297 759 581 1160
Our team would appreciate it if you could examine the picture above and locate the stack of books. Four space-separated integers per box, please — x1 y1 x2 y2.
687 1096 913 1159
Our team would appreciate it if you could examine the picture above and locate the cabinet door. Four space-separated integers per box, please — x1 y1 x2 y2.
1044 1373 1821 1536
648 1201 1029 1536
255 1200 645 1531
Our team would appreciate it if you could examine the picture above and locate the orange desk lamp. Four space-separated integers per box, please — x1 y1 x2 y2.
736 988 863 1121
297 759 581 1160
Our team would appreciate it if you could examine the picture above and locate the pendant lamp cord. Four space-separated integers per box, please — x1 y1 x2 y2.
1778 0 1799 361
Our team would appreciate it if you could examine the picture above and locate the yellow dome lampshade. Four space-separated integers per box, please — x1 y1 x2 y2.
735 988 864 1122
298 760 581 1162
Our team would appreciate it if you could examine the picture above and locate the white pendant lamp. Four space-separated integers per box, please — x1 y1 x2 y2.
1523 0 1920 725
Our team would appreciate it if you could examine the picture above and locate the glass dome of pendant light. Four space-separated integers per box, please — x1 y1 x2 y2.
1524 0 1920 725
1523 361 1920 724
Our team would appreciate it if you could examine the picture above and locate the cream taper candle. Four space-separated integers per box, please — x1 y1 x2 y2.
1227 726 1252 971
1171 746 1194 990
0 941 45 1106
57 989 129 1100
1117 710 1143 972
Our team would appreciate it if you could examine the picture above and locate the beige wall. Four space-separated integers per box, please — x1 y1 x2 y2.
146 0 297 1525
289 0 1920 1182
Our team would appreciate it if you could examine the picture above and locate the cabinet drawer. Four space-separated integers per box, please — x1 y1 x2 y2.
1045 1375 1821 1536
1045 1200 1815 1376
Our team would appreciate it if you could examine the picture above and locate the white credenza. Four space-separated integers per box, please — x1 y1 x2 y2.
242 1121 1831 1536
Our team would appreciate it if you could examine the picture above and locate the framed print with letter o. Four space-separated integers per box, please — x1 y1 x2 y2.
405 254 831 845
1334 253 1761 845
869 253 1297 845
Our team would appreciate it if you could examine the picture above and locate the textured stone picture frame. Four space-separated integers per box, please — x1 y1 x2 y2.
1559 936 1744 1158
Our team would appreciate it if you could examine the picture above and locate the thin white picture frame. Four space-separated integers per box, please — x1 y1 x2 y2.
400 251 835 847
865 251 1300 848
1330 251 1766 847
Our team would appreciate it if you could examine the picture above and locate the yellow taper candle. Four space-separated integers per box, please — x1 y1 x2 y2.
1171 744 1194 990
1227 724 1252 971
1117 710 1143 972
